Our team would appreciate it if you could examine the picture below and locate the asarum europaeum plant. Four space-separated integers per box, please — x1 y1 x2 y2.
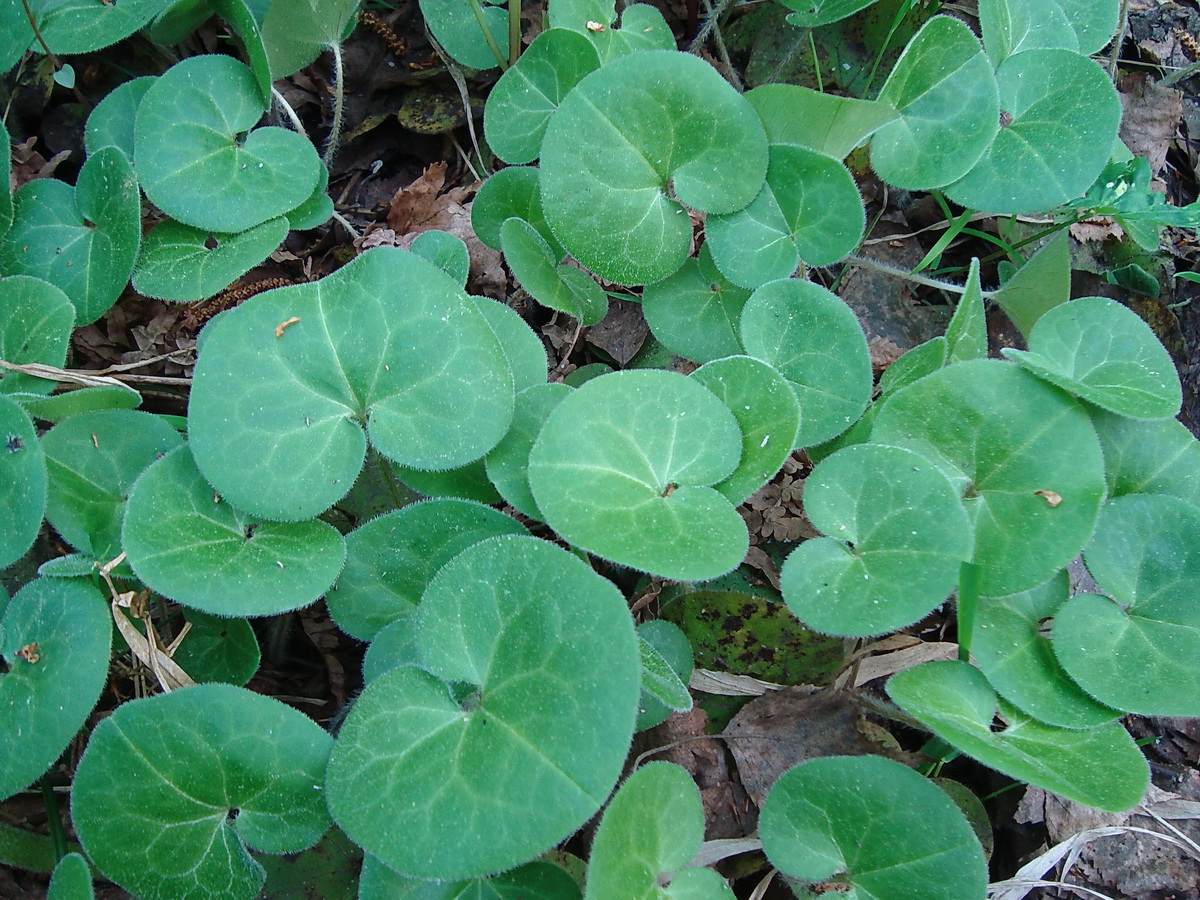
2 0 1199 896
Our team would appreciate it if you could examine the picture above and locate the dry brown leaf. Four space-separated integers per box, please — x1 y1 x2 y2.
584 298 648 365
1119 71 1182 179
839 640 958 688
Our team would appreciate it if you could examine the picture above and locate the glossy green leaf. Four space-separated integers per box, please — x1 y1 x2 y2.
123 445 346 617
189 248 514 521
326 535 640 879
0 276 74 396
485 382 572 519
472 166 564 259
397 458 503 504
84 76 154 159
14 384 141 423
871 360 1105 596
48 853 93 900
73 684 334 900
635 620 693 731
745 84 898 160
760 755 987 899
359 856 581 899
945 50 1122 214
1002 296 1181 419
946 259 988 363
501 218 607 325
1090 408 1200 505
36 0 175 53
135 54 322 233
0 147 141 325
473 295 549 393
974 571 1119 729
258 0 360 80
691 355 800 503
990 230 1070 337
419 0 508 69
641 247 749 365
1053 494 1200 716
540 50 768 285
327 498 527 641
485 29 600 165
42 408 184 560
410 230 470 286
707 144 864 289
585 763 732 900
171 609 260 685
528 370 747 580
979 0 1078 65
0 579 111 801
0 396 46 568
887 660 1149 811
738 279 872 448
133 217 289 303
781 443 973 637
870 16 999 190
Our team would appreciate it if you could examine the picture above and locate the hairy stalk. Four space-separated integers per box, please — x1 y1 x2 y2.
843 254 981 296
272 86 309 139
322 42 346 166
17 0 91 109
1108 0 1131 78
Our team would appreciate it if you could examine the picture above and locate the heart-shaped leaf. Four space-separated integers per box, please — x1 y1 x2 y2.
0 395 46 568
745 84 898 160
1002 296 1181 419
501 218 607 325
640 246 749 365
528 369 747 580
41 408 184 560
706 143 865 289
0 147 141 325
781 443 973 636
485 383 573 519
473 296 549 393
84 76 154 159
409 230 470 286
258 0 360 80
635 620 693 731
72 684 334 900
472 166 564 259
0 275 74 396
738 279 872 448
871 360 1106 596
48 852 93 900
132 217 289 302
188 247 514 521
978 0 1078 65
171 609 260 686
134 54 322 233
990 230 1071 337
326 535 640 879
540 50 768 285
327 498 527 641
35 0 176 53
775 0 876 27
359 856 582 899
1056 0 1121 54
1090 408 1200 505
485 28 600 165
944 50 1122 214
361 612 420 682
1053 494 1200 716
759 755 987 899
877 336 948 397
418 0 508 69
122 445 346 617
585 763 733 900
397 458 503 504
14 384 141 423
0 578 111 801
585 3 674 62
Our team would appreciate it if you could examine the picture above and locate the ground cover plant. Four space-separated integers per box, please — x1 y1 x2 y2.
2 0 1200 896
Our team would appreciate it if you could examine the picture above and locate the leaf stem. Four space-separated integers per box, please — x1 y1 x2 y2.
508 0 520 68
40 776 67 865
16 0 91 110
465 0 509 71
322 42 346 166
956 561 981 663
809 30 823 93
842 254 980 296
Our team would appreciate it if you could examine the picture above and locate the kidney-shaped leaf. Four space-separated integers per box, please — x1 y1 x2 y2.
1002 296 1181 420
73 683 334 900
484 383 572 520
0 579 111 802
1057 0 1120 54
48 852 93 900
36 0 175 53
501 217 607 325
84 76 155 160
0 395 46 568
123 445 346 617
745 84 898 160
359 856 581 900
326 535 640 880
540 50 768 285
1090 408 1200 506
641 247 749 365
888 660 1149 811
1053 494 1200 717
759 755 987 899
0 275 74 396
418 0 508 70
188 247 514 521
528 370 747 580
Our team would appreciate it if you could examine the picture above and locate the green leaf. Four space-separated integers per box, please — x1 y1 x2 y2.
781 443 973 637
870 16 999 190
171 609 260 686
547 0 613 31
73 684 334 900
122 445 346 617
397 458 503 504
1056 0 1121 54
257 827 361 900
484 29 600 165
148 0 214 45
14 384 141 423
887 660 1149 811
410 230 470 286
134 54 322 233
326 535 640 879
485 382 572 519
635 620 693 731
641 246 749 365
48 852 93 900
286 165 334 230
1053 494 1200 716
501 218 607 325
0 118 11 236
0 396 46 569
540 50 769 285
1001 296 1181 420
188 248 514 521
979 0 1078 66
84 76 154 159
38 553 101 579
418 0 508 69
585 763 732 900
691 355 800 504
258 0 360 80
210 0 274 103
585 4 674 62
1090 407 1200 505
0 276 74 396
944 50 1122 214
974 571 1120 729
877 336 947 396
472 296 548 393
41 408 184 560
0 147 141 325
327 498 527 640
744 83 898 162
707 144 864 289
638 635 693 715
132 217 289 303
472 166 564 258
990 230 1070 337
871 360 1105 596
359 856 582 899
528 370 747 580
945 259 987 363
738 279 872 448
0 579 111 802
36 0 176 53
361 612 419 682
759 755 987 899
777 0 876 27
